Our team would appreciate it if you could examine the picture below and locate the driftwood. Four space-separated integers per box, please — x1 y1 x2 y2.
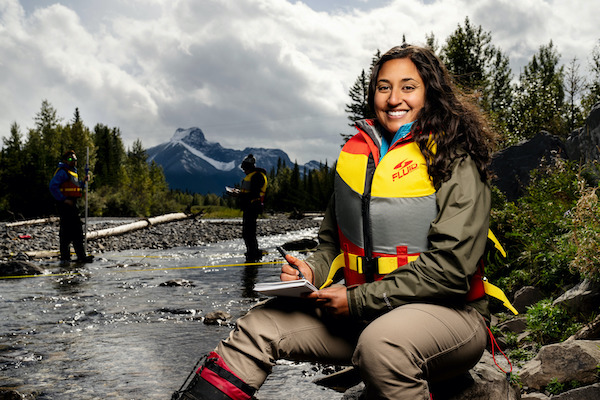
5 217 60 228
85 212 190 240
8 213 191 260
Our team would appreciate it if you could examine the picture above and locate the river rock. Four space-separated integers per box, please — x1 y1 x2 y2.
0 389 32 400
160 279 195 287
0 260 45 276
519 340 600 390
203 310 232 325
281 238 318 251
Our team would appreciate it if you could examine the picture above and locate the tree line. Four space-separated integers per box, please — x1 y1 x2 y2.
1 18 599 219
0 100 334 218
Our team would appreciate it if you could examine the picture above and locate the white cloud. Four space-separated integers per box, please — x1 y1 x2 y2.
2 0 600 164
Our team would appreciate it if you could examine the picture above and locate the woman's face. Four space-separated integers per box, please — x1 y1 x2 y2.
374 57 426 135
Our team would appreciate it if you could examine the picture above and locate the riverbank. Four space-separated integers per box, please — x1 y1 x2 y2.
0 213 322 260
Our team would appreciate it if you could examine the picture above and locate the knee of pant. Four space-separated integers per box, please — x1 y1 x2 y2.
353 322 421 374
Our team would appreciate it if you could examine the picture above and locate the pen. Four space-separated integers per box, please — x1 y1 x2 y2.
276 246 305 280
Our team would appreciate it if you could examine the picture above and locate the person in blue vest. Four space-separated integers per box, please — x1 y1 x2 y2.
49 150 93 264
238 154 268 263
174 44 503 400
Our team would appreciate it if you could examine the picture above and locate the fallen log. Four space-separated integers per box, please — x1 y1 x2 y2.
86 212 190 240
5 217 60 228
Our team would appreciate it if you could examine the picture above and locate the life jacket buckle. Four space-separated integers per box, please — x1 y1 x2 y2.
360 256 379 283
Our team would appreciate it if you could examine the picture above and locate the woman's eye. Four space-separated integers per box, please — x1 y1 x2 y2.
377 85 391 92
402 85 415 91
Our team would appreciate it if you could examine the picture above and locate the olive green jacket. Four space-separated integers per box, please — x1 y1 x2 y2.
305 154 491 322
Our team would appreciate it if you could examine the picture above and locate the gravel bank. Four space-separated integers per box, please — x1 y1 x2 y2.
1 214 322 260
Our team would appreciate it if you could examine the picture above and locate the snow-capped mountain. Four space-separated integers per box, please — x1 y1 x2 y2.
146 127 319 194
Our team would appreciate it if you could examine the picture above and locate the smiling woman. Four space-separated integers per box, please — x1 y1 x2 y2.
174 43 500 400
373 58 426 140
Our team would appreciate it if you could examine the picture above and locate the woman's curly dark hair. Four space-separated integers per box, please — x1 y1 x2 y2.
367 44 498 187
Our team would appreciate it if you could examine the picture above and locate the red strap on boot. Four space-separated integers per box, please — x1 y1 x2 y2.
198 352 255 400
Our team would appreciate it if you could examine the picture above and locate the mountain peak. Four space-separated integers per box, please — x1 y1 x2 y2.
171 127 206 143
148 127 320 194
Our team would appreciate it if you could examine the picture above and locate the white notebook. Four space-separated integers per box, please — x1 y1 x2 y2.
254 279 318 297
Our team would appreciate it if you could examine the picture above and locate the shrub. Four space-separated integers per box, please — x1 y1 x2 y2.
488 158 582 294
545 378 564 395
526 299 581 344
569 185 600 282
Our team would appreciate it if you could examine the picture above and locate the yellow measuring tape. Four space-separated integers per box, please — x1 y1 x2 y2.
0 260 283 280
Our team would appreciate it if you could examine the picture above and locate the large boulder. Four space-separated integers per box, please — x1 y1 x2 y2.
551 383 600 400
512 286 545 314
519 340 600 390
565 102 600 163
0 260 45 276
553 279 600 316
569 314 600 340
490 132 568 201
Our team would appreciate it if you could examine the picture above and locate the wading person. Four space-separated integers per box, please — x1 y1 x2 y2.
49 150 93 264
175 44 499 400
237 154 267 263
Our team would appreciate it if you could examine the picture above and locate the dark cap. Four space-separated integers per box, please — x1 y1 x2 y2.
241 154 255 170
62 150 77 162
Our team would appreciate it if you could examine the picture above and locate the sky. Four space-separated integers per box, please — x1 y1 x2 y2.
1 0 598 164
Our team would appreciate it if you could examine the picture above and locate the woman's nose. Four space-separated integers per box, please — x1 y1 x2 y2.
387 88 403 107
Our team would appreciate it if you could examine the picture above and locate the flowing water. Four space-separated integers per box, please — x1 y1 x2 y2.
0 227 345 400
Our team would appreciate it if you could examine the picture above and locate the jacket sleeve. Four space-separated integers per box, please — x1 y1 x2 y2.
49 169 67 202
347 155 491 321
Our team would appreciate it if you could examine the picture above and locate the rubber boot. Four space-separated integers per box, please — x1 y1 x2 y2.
174 352 256 400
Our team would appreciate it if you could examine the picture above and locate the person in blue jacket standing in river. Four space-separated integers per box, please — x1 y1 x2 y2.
49 150 93 264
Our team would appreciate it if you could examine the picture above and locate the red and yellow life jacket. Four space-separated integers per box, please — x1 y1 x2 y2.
56 167 82 198
323 121 517 314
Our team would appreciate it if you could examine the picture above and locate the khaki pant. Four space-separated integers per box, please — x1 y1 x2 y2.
217 298 487 399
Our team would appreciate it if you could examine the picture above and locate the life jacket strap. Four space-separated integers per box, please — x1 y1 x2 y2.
483 280 519 315
345 252 419 275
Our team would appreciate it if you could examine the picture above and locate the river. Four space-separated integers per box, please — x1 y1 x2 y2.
0 227 345 400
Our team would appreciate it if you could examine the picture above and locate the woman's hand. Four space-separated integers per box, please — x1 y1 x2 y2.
279 255 314 283
305 284 349 318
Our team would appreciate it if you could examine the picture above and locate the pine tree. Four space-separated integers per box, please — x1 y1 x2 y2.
581 40 600 117
441 17 513 144
92 124 126 188
564 57 586 133
64 108 95 168
340 50 380 144
441 17 494 91
0 123 25 216
509 41 565 140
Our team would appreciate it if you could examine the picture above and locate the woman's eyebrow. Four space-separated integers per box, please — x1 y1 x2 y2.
377 77 419 83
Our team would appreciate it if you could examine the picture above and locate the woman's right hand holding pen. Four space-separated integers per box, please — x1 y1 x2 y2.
280 255 314 283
